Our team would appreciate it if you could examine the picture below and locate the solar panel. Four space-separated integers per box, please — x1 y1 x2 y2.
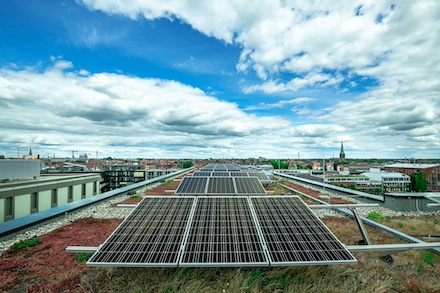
250 196 357 266
175 177 208 194
207 177 235 194
179 197 268 267
248 172 270 182
229 172 249 177
211 171 230 177
193 171 212 177
87 197 195 267
234 177 267 194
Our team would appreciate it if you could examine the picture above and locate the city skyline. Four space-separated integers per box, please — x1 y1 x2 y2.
1 1 439 159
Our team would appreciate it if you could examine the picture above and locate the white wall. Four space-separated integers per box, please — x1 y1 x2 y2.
14 194 31 219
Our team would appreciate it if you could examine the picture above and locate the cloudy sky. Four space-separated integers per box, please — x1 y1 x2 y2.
1 0 439 159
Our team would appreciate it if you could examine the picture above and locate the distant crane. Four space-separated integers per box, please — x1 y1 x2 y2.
94 151 102 160
72 150 78 159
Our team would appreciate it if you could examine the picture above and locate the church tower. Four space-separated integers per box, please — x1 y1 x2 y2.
339 141 345 161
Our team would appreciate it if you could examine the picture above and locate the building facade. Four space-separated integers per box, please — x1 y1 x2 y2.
0 174 100 223
384 164 440 192
362 170 411 193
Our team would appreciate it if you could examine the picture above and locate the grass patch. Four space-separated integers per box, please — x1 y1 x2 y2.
75 253 94 262
367 212 391 222
10 237 42 250
423 251 434 266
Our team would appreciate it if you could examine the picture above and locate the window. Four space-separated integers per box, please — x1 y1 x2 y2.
31 192 38 214
51 189 58 207
93 182 97 195
5 196 14 221
81 184 86 199
68 186 73 203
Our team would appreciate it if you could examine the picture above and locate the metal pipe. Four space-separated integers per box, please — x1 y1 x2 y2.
66 246 98 253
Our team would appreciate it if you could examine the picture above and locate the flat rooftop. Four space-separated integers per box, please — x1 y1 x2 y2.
385 163 440 169
0 173 100 187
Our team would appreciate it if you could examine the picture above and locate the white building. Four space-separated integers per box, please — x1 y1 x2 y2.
362 169 411 193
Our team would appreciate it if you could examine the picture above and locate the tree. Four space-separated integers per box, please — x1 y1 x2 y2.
181 161 193 168
411 172 427 192
270 160 289 169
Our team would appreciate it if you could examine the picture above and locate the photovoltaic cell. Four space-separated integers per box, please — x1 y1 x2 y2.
211 171 231 177
235 177 266 194
229 172 249 177
179 197 268 266
193 171 212 177
250 196 357 266
87 197 195 267
207 177 235 194
175 177 208 194
248 172 270 181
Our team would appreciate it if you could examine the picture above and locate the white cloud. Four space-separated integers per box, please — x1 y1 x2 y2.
3 1 439 158
0 61 294 158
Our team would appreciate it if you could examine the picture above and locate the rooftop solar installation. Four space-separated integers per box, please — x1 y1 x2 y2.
179 197 268 267
87 196 356 267
235 177 267 194
207 177 235 194
87 197 195 267
250 196 357 266
175 177 208 194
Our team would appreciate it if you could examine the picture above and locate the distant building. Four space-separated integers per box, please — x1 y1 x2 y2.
362 169 411 193
0 161 100 223
325 175 373 190
78 153 88 161
60 163 88 172
312 162 321 170
101 169 175 192
0 160 40 181
22 149 40 160
339 141 345 161
384 163 440 192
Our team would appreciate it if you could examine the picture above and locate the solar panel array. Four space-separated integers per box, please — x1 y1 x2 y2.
251 197 356 265
206 177 235 194
87 196 357 267
87 197 195 267
180 197 268 266
192 171 270 182
235 177 266 194
175 176 266 195
200 164 242 172
175 177 208 194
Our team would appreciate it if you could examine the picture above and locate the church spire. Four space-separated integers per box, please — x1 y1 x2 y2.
339 141 345 160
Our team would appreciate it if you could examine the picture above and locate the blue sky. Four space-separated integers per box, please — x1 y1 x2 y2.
0 0 439 159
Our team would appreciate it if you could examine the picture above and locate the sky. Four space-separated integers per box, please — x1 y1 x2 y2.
0 0 439 159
